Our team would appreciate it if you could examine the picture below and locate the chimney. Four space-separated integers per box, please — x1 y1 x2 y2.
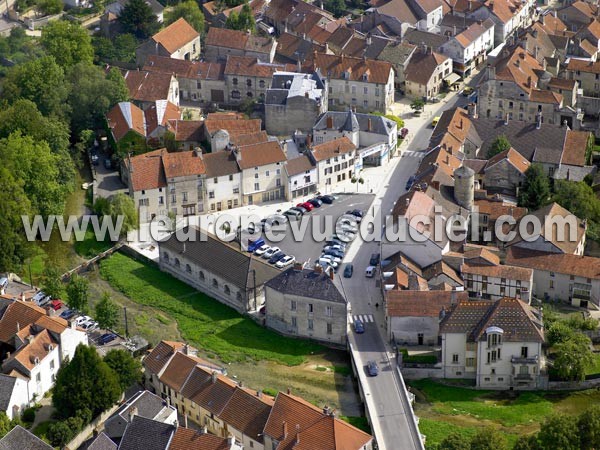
128 406 138 423
201 426 208 434
193 148 203 159
283 421 288 439
468 0 472 10
329 268 334 280
459 118 463 129
287 387 291 394
504 113 509 125
256 390 263 398
453 25 457 36
184 413 188 428
367 35 372 46
527 76 532 88
211 371 218 383
295 425 300 444
314 264 323 274
326 116 334 129
183 343 189 355
367 118 372 131
323 405 330 415
536 112 542 129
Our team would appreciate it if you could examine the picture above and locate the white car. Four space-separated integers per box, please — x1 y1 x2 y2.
339 224 358 234
262 247 281 259
318 257 339 268
323 245 345 253
74 315 92 326
276 255 296 268
81 320 98 331
320 254 341 264
32 291 51 307
254 245 271 256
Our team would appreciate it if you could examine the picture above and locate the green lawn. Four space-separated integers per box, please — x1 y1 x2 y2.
585 353 600 376
340 416 371 434
99 252 323 365
410 379 600 449
73 229 113 258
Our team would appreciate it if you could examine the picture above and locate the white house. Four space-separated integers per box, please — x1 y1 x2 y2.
0 374 28 420
285 154 317 199
439 19 495 77
440 297 545 389
309 136 357 193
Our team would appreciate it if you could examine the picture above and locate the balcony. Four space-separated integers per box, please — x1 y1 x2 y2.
511 355 538 365
514 373 533 381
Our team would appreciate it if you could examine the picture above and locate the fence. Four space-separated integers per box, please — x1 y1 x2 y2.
61 242 124 281
64 395 124 450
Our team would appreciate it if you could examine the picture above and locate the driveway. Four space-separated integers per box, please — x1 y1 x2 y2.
93 150 127 200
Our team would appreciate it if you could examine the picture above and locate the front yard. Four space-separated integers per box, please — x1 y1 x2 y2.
410 379 600 449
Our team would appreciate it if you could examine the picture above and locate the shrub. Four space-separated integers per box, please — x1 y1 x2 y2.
21 407 36 424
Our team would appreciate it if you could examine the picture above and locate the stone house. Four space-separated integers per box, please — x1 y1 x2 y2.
202 150 243 212
404 47 453 100
466 0 535 46
507 247 600 308
439 19 495 77
309 136 356 192
264 72 327 136
158 228 281 312
285 154 317 199
205 28 277 63
565 58 600 96
143 55 226 104
311 52 395 113
440 297 545 389
135 18 201 67
376 40 417 90
124 70 180 109
265 266 348 344
386 290 467 346
482 147 530 194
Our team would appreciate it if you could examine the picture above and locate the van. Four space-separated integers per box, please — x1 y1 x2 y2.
365 266 376 278
247 237 265 253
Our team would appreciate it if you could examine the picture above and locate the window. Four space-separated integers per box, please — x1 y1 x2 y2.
276 178 281 187
363 99 368 108
308 319 314 330
199 271 205 281
174 258 180 268
550 272 555 277
224 285 230 295
266 170 270 177
197 80 201 89
50 359 55 370
520 365 529 375
259 80 265 88
308 303 314 313
255 173 259 179
185 264 191 273
209 191 215 199
246 79 252 87
254 182 260 191
229 174 233 181
521 346 528 358
36 373 41 383
375 88 380 96
291 300 297 311
232 77 238 85
159 196 164 205
291 316 297 328
452 354 459 364
466 357 475 367
212 279 218 288
233 187 239 194
327 323 333 335
171 194 176 204
182 192 188 202
326 306 332 317
549 280 555 289
351 85 356 94
139 198 149 207
231 90 241 99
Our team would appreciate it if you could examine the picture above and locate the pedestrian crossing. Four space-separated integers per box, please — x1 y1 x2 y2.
402 150 425 158
350 314 375 324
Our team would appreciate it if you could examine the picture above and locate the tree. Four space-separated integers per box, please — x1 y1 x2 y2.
578 406 600 450
104 349 143 390
438 432 470 450
538 415 579 450
0 132 71 218
42 266 64 300
2 56 69 119
66 274 89 313
165 1 205 34
0 412 11 439
518 164 551 211
0 167 32 272
118 0 160 39
410 98 425 113
512 435 540 450
546 321 575 347
469 428 507 450
552 180 600 240
553 333 594 381
487 134 511 158
226 1 255 31
47 421 76 447
107 193 139 236
324 0 345 17
40 21 94 69
67 63 129 135
95 292 119 330
36 0 62 15
53 344 122 418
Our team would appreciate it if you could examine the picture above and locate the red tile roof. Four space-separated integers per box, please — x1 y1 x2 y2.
151 18 199 54
0 301 67 343
461 262 533 281
311 53 392 85
405 50 449 86
506 247 600 280
236 141 286 169
106 102 146 142
386 290 468 317
125 149 167 191
124 70 175 102
169 428 231 450
567 58 600 74
162 150 206 178
144 55 225 81
143 340 186 375
204 117 262 137
310 136 356 162
561 130 590 166
224 55 293 78
206 27 275 54
485 147 531 174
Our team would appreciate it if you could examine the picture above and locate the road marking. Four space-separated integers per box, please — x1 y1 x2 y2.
353 314 374 323
402 150 425 158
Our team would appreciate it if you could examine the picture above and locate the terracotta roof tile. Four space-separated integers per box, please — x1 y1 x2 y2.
405 49 449 85
237 141 286 170
161 150 205 178
464 247 500 265
506 247 600 280
229 131 269 146
548 77 576 90
474 199 527 221
461 262 533 281
529 89 562 104
224 55 294 78
561 130 590 166
0 301 59 343
143 340 185 375
485 147 531 174
169 428 230 450
204 117 262 138
5 329 58 373
159 351 201 391
219 388 273 442
310 136 356 162
124 70 175 102
285 155 314 176
454 19 494 47
151 18 199 54
311 53 392 85
206 28 274 54
202 151 240 178
494 47 544 95
567 58 600 74
144 101 181 136
125 149 167 191
144 56 225 81
386 290 468 317
106 102 146 142
167 120 204 143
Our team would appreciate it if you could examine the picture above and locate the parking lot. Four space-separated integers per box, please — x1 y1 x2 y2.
257 193 374 268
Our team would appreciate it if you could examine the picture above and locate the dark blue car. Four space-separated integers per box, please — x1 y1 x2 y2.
343 264 353 278
367 360 379 376
60 309 76 320
98 333 118 345
268 251 285 264
354 319 365 334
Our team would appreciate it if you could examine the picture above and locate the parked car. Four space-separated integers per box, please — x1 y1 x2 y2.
369 253 381 266
365 266 376 277
50 300 64 311
431 116 440 128
262 247 281 259
318 195 334 204
74 315 92 327
276 255 296 268
367 360 379 376
91 152 99 166
98 333 118 345
0 277 8 290
298 202 314 211
254 245 271 256
60 309 76 320
307 198 322 208
269 214 288 225
294 205 308 214
406 175 416 191
343 264 354 278
32 291 51 307
354 319 365 334
268 251 286 264
323 249 344 259
283 209 302 220
339 224 359 234
462 86 474 97
320 254 341 264
346 209 364 219
81 320 98 331
318 257 338 268
323 244 345 253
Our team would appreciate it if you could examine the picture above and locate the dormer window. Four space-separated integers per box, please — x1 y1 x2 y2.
486 327 504 348
362 73 369 82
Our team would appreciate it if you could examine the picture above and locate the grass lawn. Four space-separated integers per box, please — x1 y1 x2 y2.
410 379 600 449
586 353 600 376
99 252 323 365
73 229 113 258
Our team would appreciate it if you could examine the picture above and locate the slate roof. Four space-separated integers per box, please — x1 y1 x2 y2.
440 298 544 343
151 18 199 54
313 111 395 136
118 416 175 450
87 432 117 450
202 151 241 178
266 268 346 304
404 29 449 51
113 391 169 424
0 426 52 450
285 155 315 176
159 228 280 290
376 40 416 67
0 375 16 414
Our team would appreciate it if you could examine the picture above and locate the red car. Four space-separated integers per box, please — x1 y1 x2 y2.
297 202 314 211
50 299 64 311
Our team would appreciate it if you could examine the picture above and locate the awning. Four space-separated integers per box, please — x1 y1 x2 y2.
444 72 462 85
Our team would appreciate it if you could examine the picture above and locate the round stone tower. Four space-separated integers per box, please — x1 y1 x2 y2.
454 165 475 211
